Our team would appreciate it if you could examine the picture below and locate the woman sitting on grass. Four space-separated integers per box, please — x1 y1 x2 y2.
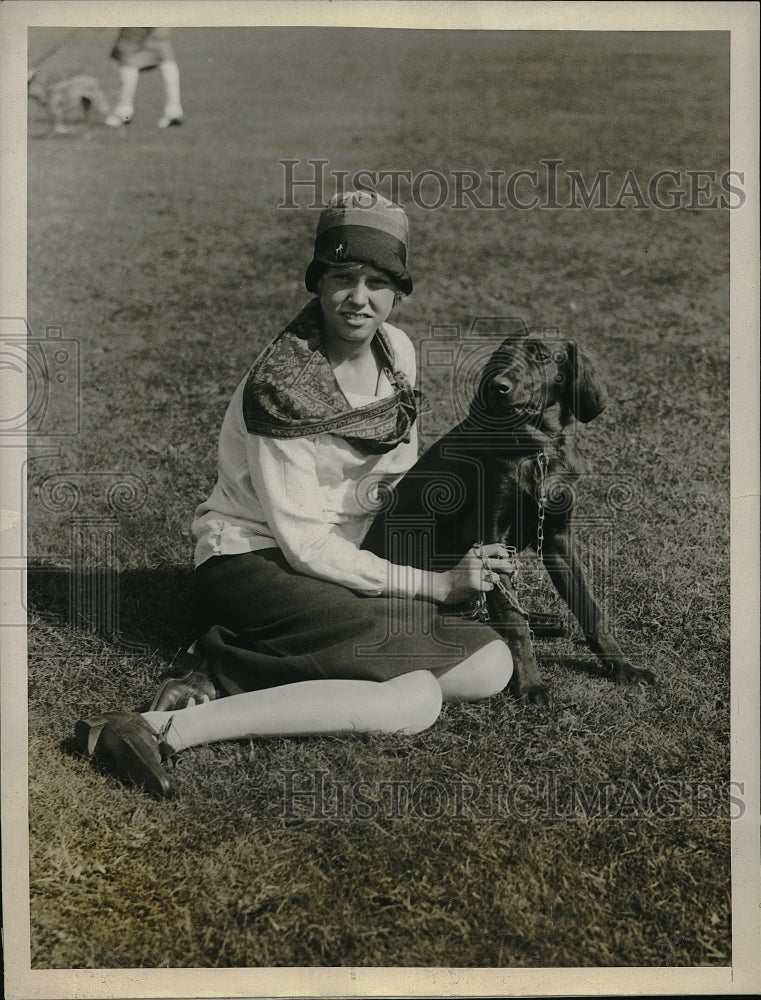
76 191 514 797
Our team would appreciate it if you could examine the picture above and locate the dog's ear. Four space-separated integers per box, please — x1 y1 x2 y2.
567 341 607 422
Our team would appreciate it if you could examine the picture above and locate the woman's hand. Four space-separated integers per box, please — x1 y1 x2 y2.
432 543 512 606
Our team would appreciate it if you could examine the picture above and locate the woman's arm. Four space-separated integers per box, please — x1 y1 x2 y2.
245 434 504 603
246 432 432 596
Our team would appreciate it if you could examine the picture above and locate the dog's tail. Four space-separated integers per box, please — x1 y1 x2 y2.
27 70 47 105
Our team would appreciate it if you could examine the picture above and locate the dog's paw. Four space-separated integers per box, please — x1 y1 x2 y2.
510 679 551 707
610 661 655 686
525 683 551 707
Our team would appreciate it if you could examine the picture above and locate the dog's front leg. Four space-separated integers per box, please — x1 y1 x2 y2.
485 590 550 706
480 498 550 706
541 530 655 685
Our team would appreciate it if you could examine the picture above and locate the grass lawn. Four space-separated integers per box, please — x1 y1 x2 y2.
23 26 733 970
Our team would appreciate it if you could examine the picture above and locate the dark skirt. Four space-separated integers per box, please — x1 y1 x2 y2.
193 549 500 695
110 28 175 69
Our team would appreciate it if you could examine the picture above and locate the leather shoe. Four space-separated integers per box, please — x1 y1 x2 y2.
149 669 218 712
75 712 173 798
104 112 132 128
157 114 183 128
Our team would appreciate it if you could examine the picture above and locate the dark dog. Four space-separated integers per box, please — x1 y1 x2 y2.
362 335 655 705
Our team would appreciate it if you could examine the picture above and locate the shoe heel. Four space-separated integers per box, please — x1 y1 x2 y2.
74 715 108 756
149 668 217 711
149 679 174 712
77 712 172 798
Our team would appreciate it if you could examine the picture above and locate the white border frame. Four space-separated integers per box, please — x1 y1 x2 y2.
2 3 758 998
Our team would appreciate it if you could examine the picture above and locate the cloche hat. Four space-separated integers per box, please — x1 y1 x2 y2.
304 190 412 295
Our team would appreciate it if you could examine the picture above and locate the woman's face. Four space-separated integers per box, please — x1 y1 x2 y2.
319 265 397 348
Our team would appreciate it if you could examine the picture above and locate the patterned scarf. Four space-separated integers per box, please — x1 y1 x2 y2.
242 299 423 454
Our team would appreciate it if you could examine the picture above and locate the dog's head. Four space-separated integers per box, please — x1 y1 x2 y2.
472 336 608 428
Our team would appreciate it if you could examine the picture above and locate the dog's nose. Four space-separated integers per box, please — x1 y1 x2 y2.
491 375 512 396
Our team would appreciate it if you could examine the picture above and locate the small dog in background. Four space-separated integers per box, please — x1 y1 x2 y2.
28 70 110 135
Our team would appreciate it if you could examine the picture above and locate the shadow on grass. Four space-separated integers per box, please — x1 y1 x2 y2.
27 562 198 661
538 651 612 682
27 562 618 691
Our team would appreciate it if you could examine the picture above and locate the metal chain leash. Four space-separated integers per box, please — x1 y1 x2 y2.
463 451 549 626
463 542 490 622
535 449 549 564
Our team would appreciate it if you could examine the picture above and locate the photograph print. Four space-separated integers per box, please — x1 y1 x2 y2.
2 2 759 997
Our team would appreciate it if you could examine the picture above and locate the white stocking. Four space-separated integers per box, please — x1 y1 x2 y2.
159 60 182 116
143 670 443 752
436 639 513 702
113 65 139 117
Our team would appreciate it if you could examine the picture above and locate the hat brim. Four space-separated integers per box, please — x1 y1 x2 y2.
306 197 412 296
305 257 412 297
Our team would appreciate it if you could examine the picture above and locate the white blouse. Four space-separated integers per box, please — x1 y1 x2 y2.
191 323 425 598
